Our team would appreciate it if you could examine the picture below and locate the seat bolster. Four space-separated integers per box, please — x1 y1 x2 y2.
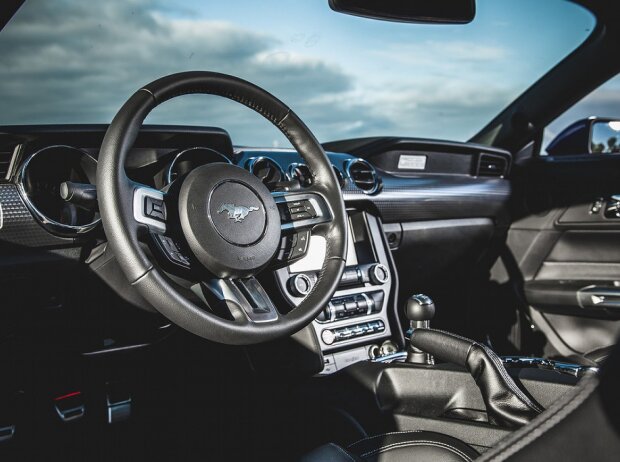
301 431 479 462
299 442 360 462
347 431 478 462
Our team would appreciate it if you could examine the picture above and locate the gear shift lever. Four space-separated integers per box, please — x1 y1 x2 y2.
405 294 435 364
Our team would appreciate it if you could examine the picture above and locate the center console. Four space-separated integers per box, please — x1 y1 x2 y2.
275 211 395 369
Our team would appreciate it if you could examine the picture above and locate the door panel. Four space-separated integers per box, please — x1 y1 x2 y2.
504 154 620 362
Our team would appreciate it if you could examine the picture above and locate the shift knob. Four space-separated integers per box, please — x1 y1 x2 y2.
405 294 435 365
406 294 435 322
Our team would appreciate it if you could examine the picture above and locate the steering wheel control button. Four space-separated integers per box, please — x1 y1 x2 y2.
153 234 190 268
290 230 310 259
144 196 166 221
288 273 313 297
179 163 281 277
278 199 318 223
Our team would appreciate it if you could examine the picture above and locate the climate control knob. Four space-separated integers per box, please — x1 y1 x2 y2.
369 264 389 285
288 273 313 297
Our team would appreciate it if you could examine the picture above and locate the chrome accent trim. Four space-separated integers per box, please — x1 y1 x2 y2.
133 186 166 233
315 301 337 324
371 263 390 284
17 145 101 236
331 164 346 187
3 144 19 180
286 162 311 183
372 351 408 363
82 343 150 356
0 424 15 443
238 147 299 154
502 356 599 378
345 158 380 195
165 146 231 185
245 156 285 184
328 302 336 322
272 191 332 231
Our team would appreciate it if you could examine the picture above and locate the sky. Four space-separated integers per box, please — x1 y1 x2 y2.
0 0 600 147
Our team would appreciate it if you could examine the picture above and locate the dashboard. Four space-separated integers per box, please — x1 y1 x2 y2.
0 125 512 373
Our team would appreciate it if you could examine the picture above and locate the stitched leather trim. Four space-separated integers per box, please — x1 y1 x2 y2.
360 440 473 461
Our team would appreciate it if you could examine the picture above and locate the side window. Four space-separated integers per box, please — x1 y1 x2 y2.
543 74 620 156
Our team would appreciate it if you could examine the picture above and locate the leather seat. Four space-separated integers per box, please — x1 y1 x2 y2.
299 431 479 462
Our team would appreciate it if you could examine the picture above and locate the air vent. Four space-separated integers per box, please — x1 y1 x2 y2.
332 165 346 188
346 159 379 194
476 153 507 178
246 156 284 190
0 148 15 180
288 163 313 187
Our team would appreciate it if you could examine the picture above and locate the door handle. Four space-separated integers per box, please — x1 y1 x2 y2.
577 285 620 310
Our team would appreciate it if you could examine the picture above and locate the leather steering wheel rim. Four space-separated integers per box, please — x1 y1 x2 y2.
97 71 347 345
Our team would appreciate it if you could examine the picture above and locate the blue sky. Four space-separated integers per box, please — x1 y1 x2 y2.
0 0 599 146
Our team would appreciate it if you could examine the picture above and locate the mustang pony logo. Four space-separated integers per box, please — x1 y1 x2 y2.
217 203 259 222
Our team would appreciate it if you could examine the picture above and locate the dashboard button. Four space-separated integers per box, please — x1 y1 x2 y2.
321 330 336 345
369 264 390 285
288 273 312 297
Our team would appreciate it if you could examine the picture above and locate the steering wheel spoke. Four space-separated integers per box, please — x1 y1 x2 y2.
201 277 279 324
270 190 332 267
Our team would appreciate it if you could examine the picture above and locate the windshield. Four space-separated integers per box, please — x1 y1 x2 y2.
0 0 594 147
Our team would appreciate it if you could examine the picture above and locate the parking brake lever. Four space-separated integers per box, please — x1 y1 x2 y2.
410 328 544 428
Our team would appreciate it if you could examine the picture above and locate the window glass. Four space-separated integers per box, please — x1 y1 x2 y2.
0 0 595 147
543 74 620 155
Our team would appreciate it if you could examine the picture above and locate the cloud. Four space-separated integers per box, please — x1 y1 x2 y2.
0 0 518 145
375 40 508 66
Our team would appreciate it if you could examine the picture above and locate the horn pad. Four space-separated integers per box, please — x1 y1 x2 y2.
178 163 281 277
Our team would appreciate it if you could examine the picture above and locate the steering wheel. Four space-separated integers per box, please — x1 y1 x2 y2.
96 71 347 345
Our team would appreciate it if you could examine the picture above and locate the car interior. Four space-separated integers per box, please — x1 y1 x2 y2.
1 0 620 461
